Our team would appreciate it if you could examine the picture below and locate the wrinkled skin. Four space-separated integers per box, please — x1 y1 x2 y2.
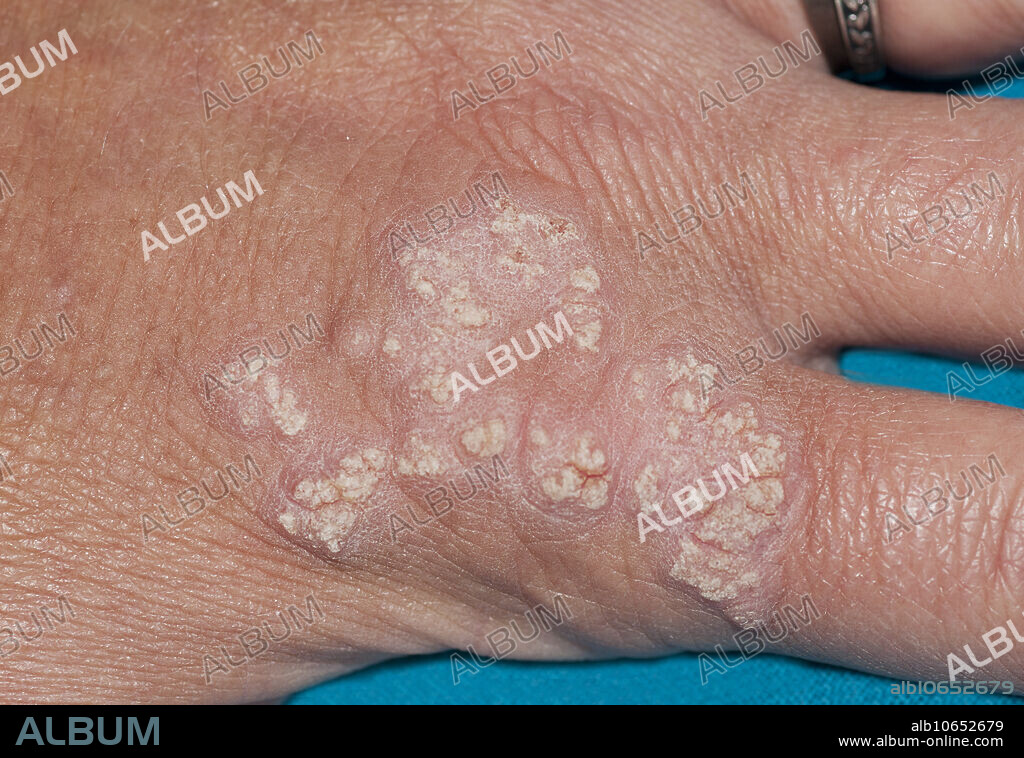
1 0 1024 703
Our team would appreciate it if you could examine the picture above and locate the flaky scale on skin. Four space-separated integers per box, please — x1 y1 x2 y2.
396 432 458 479
262 440 394 556
204 367 314 441
191 186 794 631
278 446 389 552
194 188 616 559
506 384 621 522
616 349 795 624
459 417 509 458
191 319 330 447
377 191 617 420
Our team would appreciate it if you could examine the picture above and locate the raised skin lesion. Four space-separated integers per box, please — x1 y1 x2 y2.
278 447 389 553
460 418 507 458
202 186 787 607
537 432 612 513
261 374 308 436
373 194 618 520
204 363 312 441
213 192 609 558
629 353 788 606
381 194 606 411
668 405 785 603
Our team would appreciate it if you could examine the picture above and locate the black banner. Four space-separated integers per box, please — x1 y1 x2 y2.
0 705 1019 751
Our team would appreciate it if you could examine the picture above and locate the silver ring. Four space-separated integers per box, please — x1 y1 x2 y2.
804 0 886 81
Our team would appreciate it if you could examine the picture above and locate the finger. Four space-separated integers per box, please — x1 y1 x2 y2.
655 3 1024 361
770 365 1024 687
488 352 1024 688
876 0 1024 76
725 0 1024 76
746 74 1024 361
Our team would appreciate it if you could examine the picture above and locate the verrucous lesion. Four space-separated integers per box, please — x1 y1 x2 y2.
279 447 389 553
668 402 786 602
630 353 787 604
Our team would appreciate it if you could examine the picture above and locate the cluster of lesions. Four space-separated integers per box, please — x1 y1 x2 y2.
628 353 787 603
377 198 615 522
379 196 608 411
276 412 520 554
519 416 613 518
393 410 517 481
277 446 390 553
205 363 312 441
275 198 615 553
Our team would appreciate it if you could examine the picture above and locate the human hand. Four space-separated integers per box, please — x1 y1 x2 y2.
1 0 1023 702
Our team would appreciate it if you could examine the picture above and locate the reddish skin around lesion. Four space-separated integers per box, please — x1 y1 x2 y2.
1 0 1023 702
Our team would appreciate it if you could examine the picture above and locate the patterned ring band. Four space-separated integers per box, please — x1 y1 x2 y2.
803 0 886 81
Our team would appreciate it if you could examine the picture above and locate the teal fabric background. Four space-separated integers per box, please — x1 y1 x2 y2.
287 72 1024 705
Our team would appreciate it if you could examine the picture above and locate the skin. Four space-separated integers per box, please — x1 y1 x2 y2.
0 0 1023 703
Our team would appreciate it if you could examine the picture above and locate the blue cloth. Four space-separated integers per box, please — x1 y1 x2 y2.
287 73 1024 705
